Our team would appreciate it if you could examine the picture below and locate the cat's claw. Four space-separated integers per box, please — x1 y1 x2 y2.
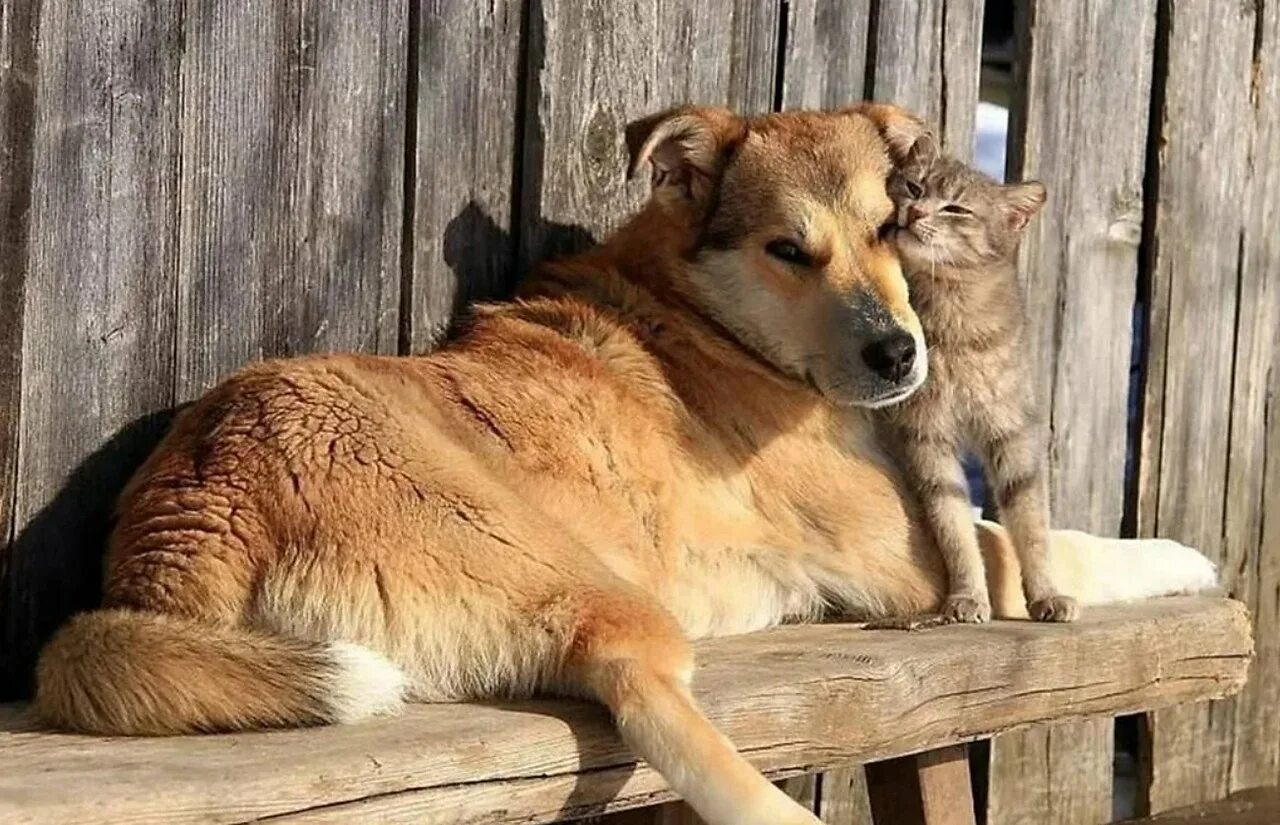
942 594 991 623
1028 594 1079 623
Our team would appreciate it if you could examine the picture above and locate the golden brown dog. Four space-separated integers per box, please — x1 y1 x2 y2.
35 104 1215 825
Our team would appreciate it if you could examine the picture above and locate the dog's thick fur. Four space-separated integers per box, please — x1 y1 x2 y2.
35 105 1215 825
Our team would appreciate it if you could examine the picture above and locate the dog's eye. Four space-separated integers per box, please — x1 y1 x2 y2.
904 180 924 199
765 240 813 266
941 203 972 216
876 217 897 242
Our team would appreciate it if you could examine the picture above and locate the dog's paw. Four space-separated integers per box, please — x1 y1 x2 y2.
942 594 991 623
1028 594 1079 623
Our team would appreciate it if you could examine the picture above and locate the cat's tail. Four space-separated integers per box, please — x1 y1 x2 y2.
977 521 1219 619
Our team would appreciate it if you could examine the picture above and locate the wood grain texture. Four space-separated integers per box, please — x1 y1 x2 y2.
988 2 1159 822
866 745 976 825
407 0 524 350
866 0 982 155
0 0 38 698
1122 787 1280 825
175 0 404 396
817 765 874 825
3 0 183 700
779 0 872 109
1223 0 1280 793
598 776 814 825
0 598 1251 825
1135 0 1267 812
778 8 873 815
523 13 777 817
517 0 779 270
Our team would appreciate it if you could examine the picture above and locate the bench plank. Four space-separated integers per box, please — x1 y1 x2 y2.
0 597 1251 825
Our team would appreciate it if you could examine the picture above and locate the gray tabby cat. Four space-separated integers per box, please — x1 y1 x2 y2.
880 134 1076 624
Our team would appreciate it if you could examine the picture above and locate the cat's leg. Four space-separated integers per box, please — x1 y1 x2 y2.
983 428 1078 622
901 439 992 623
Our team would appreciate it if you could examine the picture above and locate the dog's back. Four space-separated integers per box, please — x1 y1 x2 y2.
33 105 1215 825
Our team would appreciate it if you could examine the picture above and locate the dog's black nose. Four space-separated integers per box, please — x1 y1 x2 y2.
861 333 917 383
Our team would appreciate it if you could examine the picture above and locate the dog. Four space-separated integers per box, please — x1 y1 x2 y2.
34 104 1216 825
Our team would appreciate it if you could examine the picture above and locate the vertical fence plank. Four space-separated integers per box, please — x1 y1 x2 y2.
408 0 524 351
176 0 405 397
1136 0 1262 813
818 763 875 825
518 0 779 269
528 3 781 819
1228 0 1280 793
4 0 183 697
866 0 983 155
777 7 872 819
864 2 985 821
780 0 871 109
0 0 39 700
987 1 1157 822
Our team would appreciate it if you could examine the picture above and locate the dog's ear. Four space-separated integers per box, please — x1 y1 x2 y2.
625 106 746 206
904 129 941 168
1003 181 1047 231
846 102 934 164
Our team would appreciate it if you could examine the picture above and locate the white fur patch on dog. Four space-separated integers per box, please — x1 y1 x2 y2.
325 642 406 723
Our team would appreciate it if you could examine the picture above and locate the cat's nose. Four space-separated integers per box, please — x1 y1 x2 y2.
907 204 927 223
861 333 917 383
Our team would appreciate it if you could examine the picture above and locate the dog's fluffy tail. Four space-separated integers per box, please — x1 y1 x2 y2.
978 521 1219 619
35 608 404 735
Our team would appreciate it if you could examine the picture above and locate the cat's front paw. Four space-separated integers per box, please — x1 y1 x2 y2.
1028 594 1079 622
942 593 991 623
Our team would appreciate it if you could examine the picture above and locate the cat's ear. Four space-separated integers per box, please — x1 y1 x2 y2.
1004 181 1046 231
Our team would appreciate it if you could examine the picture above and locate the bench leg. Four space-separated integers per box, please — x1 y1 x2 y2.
865 745 977 825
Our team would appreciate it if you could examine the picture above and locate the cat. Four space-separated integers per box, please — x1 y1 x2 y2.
879 134 1076 624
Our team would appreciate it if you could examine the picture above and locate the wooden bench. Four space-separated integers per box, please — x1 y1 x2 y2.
0 597 1252 825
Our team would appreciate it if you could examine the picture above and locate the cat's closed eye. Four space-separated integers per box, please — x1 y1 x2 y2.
904 179 924 198
941 203 973 216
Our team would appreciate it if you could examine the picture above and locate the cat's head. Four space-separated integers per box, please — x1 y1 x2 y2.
886 134 1046 270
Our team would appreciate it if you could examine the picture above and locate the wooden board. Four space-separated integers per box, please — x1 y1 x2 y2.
865 0 982 155
987 2 1159 822
0 0 38 700
778 0 872 110
406 0 525 351
0 597 1251 825
775 8 873 817
817 765 874 825
525 9 780 818
1 0 409 704
516 0 779 270
1223 0 1280 794
174 0 405 396
3 0 184 701
1135 0 1265 812
1123 787 1280 825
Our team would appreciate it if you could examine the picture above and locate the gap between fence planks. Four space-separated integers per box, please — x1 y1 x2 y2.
866 745 976 825
0 597 1251 825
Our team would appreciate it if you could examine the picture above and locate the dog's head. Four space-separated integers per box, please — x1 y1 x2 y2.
626 103 930 408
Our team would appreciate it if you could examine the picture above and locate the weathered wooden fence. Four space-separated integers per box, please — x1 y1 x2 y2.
0 0 1275 822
